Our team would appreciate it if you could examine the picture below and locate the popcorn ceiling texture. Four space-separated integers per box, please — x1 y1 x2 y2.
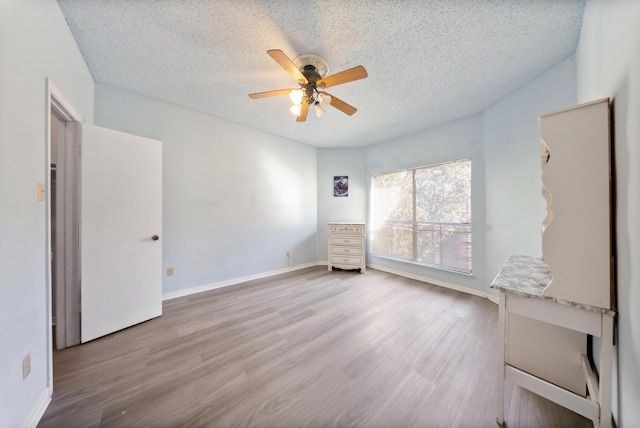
57 0 585 148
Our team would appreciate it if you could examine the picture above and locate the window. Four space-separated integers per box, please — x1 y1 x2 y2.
370 160 472 274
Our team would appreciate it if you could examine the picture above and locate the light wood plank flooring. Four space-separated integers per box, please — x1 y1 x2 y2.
39 266 590 427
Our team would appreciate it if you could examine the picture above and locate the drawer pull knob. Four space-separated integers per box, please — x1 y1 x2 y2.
343 239 349 243
344 249 350 253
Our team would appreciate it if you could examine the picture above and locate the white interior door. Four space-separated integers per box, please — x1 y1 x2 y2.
81 124 162 343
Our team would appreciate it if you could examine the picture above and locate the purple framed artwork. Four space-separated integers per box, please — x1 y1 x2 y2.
334 176 348 197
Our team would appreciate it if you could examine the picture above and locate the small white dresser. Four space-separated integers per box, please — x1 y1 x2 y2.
328 222 366 273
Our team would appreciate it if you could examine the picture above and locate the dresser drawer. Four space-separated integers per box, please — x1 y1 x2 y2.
331 246 363 256
330 255 364 265
330 224 364 235
330 236 364 246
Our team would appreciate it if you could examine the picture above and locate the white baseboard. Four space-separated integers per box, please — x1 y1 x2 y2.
162 261 499 305
368 263 499 304
163 262 319 301
23 388 51 428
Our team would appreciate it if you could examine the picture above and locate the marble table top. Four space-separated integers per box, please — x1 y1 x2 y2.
490 255 615 315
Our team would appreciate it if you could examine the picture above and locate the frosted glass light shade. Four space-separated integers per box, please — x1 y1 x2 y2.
289 89 303 104
290 104 301 116
317 92 331 107
315 103 325 117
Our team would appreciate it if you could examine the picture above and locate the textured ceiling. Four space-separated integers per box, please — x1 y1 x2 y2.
56 0 585 148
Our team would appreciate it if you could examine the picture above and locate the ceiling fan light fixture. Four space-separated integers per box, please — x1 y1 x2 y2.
290 104 302 116
289 89 303 104
248 49 367 122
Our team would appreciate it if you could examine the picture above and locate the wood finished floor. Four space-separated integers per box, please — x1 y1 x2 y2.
39 266 591 427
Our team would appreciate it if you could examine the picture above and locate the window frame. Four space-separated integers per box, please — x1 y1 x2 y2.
369 159 472 275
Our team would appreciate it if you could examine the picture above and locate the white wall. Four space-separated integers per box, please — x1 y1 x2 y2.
0 0 94 426
94 84 318 294
365 114 487 293
484 57 577 283
577 0 640 424
316 148 367 262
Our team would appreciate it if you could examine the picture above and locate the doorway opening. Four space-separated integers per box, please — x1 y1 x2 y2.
46 80 163 395
47 81 82 365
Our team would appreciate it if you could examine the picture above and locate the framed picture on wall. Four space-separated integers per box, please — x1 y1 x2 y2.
334 176 348 197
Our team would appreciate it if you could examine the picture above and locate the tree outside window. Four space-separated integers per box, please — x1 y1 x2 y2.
371 160 472 274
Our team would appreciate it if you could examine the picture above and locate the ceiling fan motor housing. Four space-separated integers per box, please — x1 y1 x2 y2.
302 65 322 83
294 53 329 104
301 65 322 103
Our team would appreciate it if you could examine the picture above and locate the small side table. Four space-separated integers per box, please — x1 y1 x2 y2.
491 255 615 428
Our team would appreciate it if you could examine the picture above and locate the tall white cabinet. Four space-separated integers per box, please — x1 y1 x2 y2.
493 98 615 428
539 98 614 308
328 222 366 273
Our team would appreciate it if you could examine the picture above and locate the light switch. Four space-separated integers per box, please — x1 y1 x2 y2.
37 182 45 201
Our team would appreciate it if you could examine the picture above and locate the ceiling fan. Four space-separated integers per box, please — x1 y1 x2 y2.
249 49 368 122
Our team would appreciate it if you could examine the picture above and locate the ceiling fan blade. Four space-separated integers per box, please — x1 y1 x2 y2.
267 49 307 84
325 93 358 116
297 101 309 122
317 65 368 89
248 88 298 99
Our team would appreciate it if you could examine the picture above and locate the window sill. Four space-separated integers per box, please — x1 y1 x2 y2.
368 253 474 278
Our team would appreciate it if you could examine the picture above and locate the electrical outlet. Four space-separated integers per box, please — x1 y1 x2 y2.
286 251 290 257
167 267 175 276
22 354 31 380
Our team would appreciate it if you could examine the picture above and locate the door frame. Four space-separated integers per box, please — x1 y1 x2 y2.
45 78 83 393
